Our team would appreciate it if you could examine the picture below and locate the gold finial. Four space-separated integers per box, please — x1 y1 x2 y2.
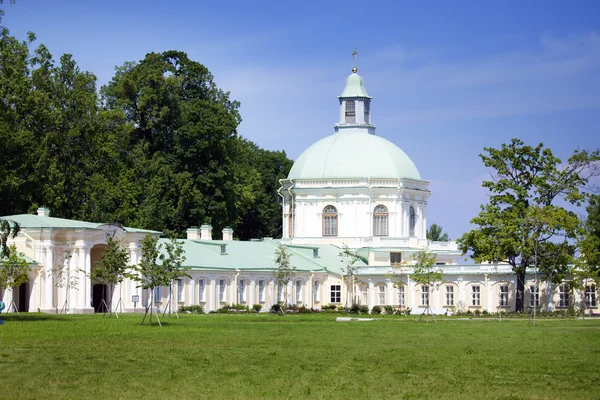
352 47 358 73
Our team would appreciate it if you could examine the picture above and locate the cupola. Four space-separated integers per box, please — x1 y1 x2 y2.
335 48 374 133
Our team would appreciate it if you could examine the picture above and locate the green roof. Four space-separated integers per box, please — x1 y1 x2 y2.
339 72 371 98
287 131 422 180
156 239 367 275
0 214 161 234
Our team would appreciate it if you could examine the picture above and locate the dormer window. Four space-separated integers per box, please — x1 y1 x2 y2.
345 100 356 123
364 100 370 124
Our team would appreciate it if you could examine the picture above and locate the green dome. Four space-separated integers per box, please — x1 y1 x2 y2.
338 72 371 98
288 131 421 180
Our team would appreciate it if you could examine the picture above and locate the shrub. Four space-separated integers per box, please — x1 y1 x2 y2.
371 305 382 314
384 305 393 315
270 304 282 313
178 305 204 314
252 304 262 313
321 304 337 311
359 305 369 314
350 304 361 314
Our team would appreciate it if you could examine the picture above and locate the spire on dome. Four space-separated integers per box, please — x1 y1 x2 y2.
335 49 374 131
352 47 358 73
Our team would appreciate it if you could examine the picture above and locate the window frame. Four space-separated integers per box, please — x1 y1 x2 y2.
258 280 266 303
421 285 429 306
373 205 388 236
471 285 481 306
390 252 402 266
198 279 206 303
445 285 454 306
558 284 570 308
153 286 162 303
219 279 227 303
296 280 303 303
322 205 338 236
238 279 246 303
529 285 540 308
499 285 509 307
364 100 370 124
177 279 184 303
330 284 341 303
585 285 596 308
313 280 320 302
378 285 386 305
397 286 405 307
345 100 356 123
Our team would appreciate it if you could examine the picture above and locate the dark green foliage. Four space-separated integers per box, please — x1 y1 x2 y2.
426 223 449 241
252 304 262 313
178 305 205 314
0 29 292 239
371 305 382 314
384 305 393 314
458 139 600 311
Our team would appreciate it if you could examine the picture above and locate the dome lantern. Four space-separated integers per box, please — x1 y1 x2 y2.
336 48 374 133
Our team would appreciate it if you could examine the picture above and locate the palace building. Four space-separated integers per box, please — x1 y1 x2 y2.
1 61 597 315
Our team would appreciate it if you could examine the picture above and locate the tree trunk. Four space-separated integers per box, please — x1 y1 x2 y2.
515 269 526 312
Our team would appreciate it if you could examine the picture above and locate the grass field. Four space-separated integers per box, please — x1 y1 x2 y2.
0 313 599 399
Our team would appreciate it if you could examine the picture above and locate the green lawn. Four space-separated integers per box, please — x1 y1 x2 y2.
0 313 599 399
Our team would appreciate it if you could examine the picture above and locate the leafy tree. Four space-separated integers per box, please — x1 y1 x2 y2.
339 245 360 306
90 237 130 316
426 224 449 241
0 219 19 258
577 194 600 284
410 250 443 322
133 235 187 325
0 244 29 310
273 243 295 312
458 139 600 311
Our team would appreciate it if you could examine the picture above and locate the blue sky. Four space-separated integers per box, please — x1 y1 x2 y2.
3 0 600 240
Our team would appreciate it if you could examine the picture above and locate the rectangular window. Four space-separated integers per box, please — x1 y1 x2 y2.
331 285 341 303
177 279 184 302
198 279 206 302
258 280 265 302
373 215 388 236
296 280 302 303
421 286 429 306
472 285 481 306
364 101 370 124
445 285 454 306
153 286 162 303
323 216 338 236
313 281 320 302
530 286 540 308
345 100 356 123
238 279 246 303
558 285 570 307
362 290 367 305
398 286 405 307
499 285 509 307
378 286 386 305
219 279 226 302
390 252 402 266
585 285 596 308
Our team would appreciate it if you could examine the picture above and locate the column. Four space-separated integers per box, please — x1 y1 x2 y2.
76 246 87 311
71 247 81 310
41 245 54 312
127 243 140 311
287 281 293 305
83 246 93 312
407 274 412 308
250 279 256 306
403 200 410 237
458 278 465 310
367 279 374 311
386 278 393 306
486 275 493 313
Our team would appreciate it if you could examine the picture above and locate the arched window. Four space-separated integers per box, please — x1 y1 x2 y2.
345 100 356 123
373 205 388 236
409 206 416 237
323 205 338 236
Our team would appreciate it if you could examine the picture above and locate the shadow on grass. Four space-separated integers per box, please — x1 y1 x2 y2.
0 313 72 322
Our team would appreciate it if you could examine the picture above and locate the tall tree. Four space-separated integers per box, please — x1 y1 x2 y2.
339 245 360 306
273 243 295 312
426 224 449 241
410 249 444 322
0 219 19 258
577 194 600 284
458 139 600 311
